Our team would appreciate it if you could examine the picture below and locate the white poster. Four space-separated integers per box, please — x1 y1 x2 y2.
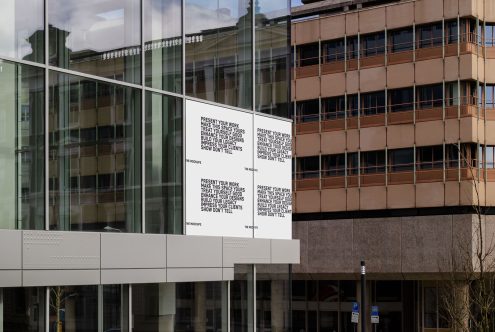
185 100 253 237
254 116 292 239
185 99 292 239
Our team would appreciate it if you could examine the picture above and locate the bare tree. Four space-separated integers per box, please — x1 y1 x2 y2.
440 145 495 331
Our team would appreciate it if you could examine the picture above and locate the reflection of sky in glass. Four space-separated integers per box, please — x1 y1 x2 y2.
144 0 181 41
49 0 140 53
184 0 248 35
0 0 44 59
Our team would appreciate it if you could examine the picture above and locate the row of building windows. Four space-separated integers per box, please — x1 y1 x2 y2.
297 18 489 66
0 266 290 332
294 144 486 179
1 0 289 115
294 81 487 122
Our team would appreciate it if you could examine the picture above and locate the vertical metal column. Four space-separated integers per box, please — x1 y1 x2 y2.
141 0 146 234
361 261 366 332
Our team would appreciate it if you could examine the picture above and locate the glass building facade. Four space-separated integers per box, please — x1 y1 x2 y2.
0 0 292 331
0 0 290 233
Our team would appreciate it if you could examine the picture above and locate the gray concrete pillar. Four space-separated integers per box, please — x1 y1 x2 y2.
194 282 206 332
158 283 176 332
271 280 285 332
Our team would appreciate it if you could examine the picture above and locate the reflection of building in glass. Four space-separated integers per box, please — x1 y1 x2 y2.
0 0 297 330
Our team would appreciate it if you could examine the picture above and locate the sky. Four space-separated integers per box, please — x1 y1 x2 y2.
292 0 303 7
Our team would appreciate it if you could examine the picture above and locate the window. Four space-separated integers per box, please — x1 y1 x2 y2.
416 145 443 169
389 88 414 112
49 72 142 232
323 38 345 62
361 150 385 174
445 145 459 168
296 99 319 122
418 22 443 48
49 0 141 84
486 146 495 169
296 156 319 179
486 85 495 109
347 94 359 117
322 154 346 177
347 36 359 59
361 32 385 57
322 96 346 120
347 152 359 175
361 91 385 116
298 43 319 66
485 23 495 47
389 148 414 172
446 20 458 44
389 27 413 52
417 84 443 109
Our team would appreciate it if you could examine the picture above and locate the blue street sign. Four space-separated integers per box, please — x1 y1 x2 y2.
352 302 359 313
371 305 379 324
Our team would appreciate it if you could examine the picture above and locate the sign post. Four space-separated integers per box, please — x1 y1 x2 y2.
371 305 379 332
351 302 359 327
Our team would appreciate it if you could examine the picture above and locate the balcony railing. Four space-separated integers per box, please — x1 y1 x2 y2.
293 161 485 191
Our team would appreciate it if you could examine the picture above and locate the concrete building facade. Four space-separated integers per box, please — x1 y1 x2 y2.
291 0 495 331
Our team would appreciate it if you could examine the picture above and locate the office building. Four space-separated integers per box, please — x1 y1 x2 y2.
0 0 298 331
292 0 495 331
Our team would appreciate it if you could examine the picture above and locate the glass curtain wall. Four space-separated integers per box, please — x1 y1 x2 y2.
255 0 290 118
184 0 253 109
48 285 129 332
0 0 291 233
132 282 228 332
0 0 44 63
48 72 141 232
48 0 141 84
145 92 183 234
0 60 45 230
144 0 182 93
0 287 46 332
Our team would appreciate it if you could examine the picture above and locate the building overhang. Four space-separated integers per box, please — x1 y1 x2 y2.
0 230 300 287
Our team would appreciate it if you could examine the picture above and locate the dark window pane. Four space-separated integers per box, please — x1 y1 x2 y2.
49 286 98 332
297 156 319 179
389 28 413 52
389 148 414 172
49 72 141 232
322 154 346 177
419 22 443 48
0 61 45 230
322 96 346 120
145 92 183 234
299 43 319 67
103 285 129 331
389 87 414 112
0 0 44 63
296 99 319 122
324 39 345 62
361 32 385 57
347 36 358 59
2 288 45 332
361 150 386 174
418 84 443 109
361 91 385 115
48 0 141 84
